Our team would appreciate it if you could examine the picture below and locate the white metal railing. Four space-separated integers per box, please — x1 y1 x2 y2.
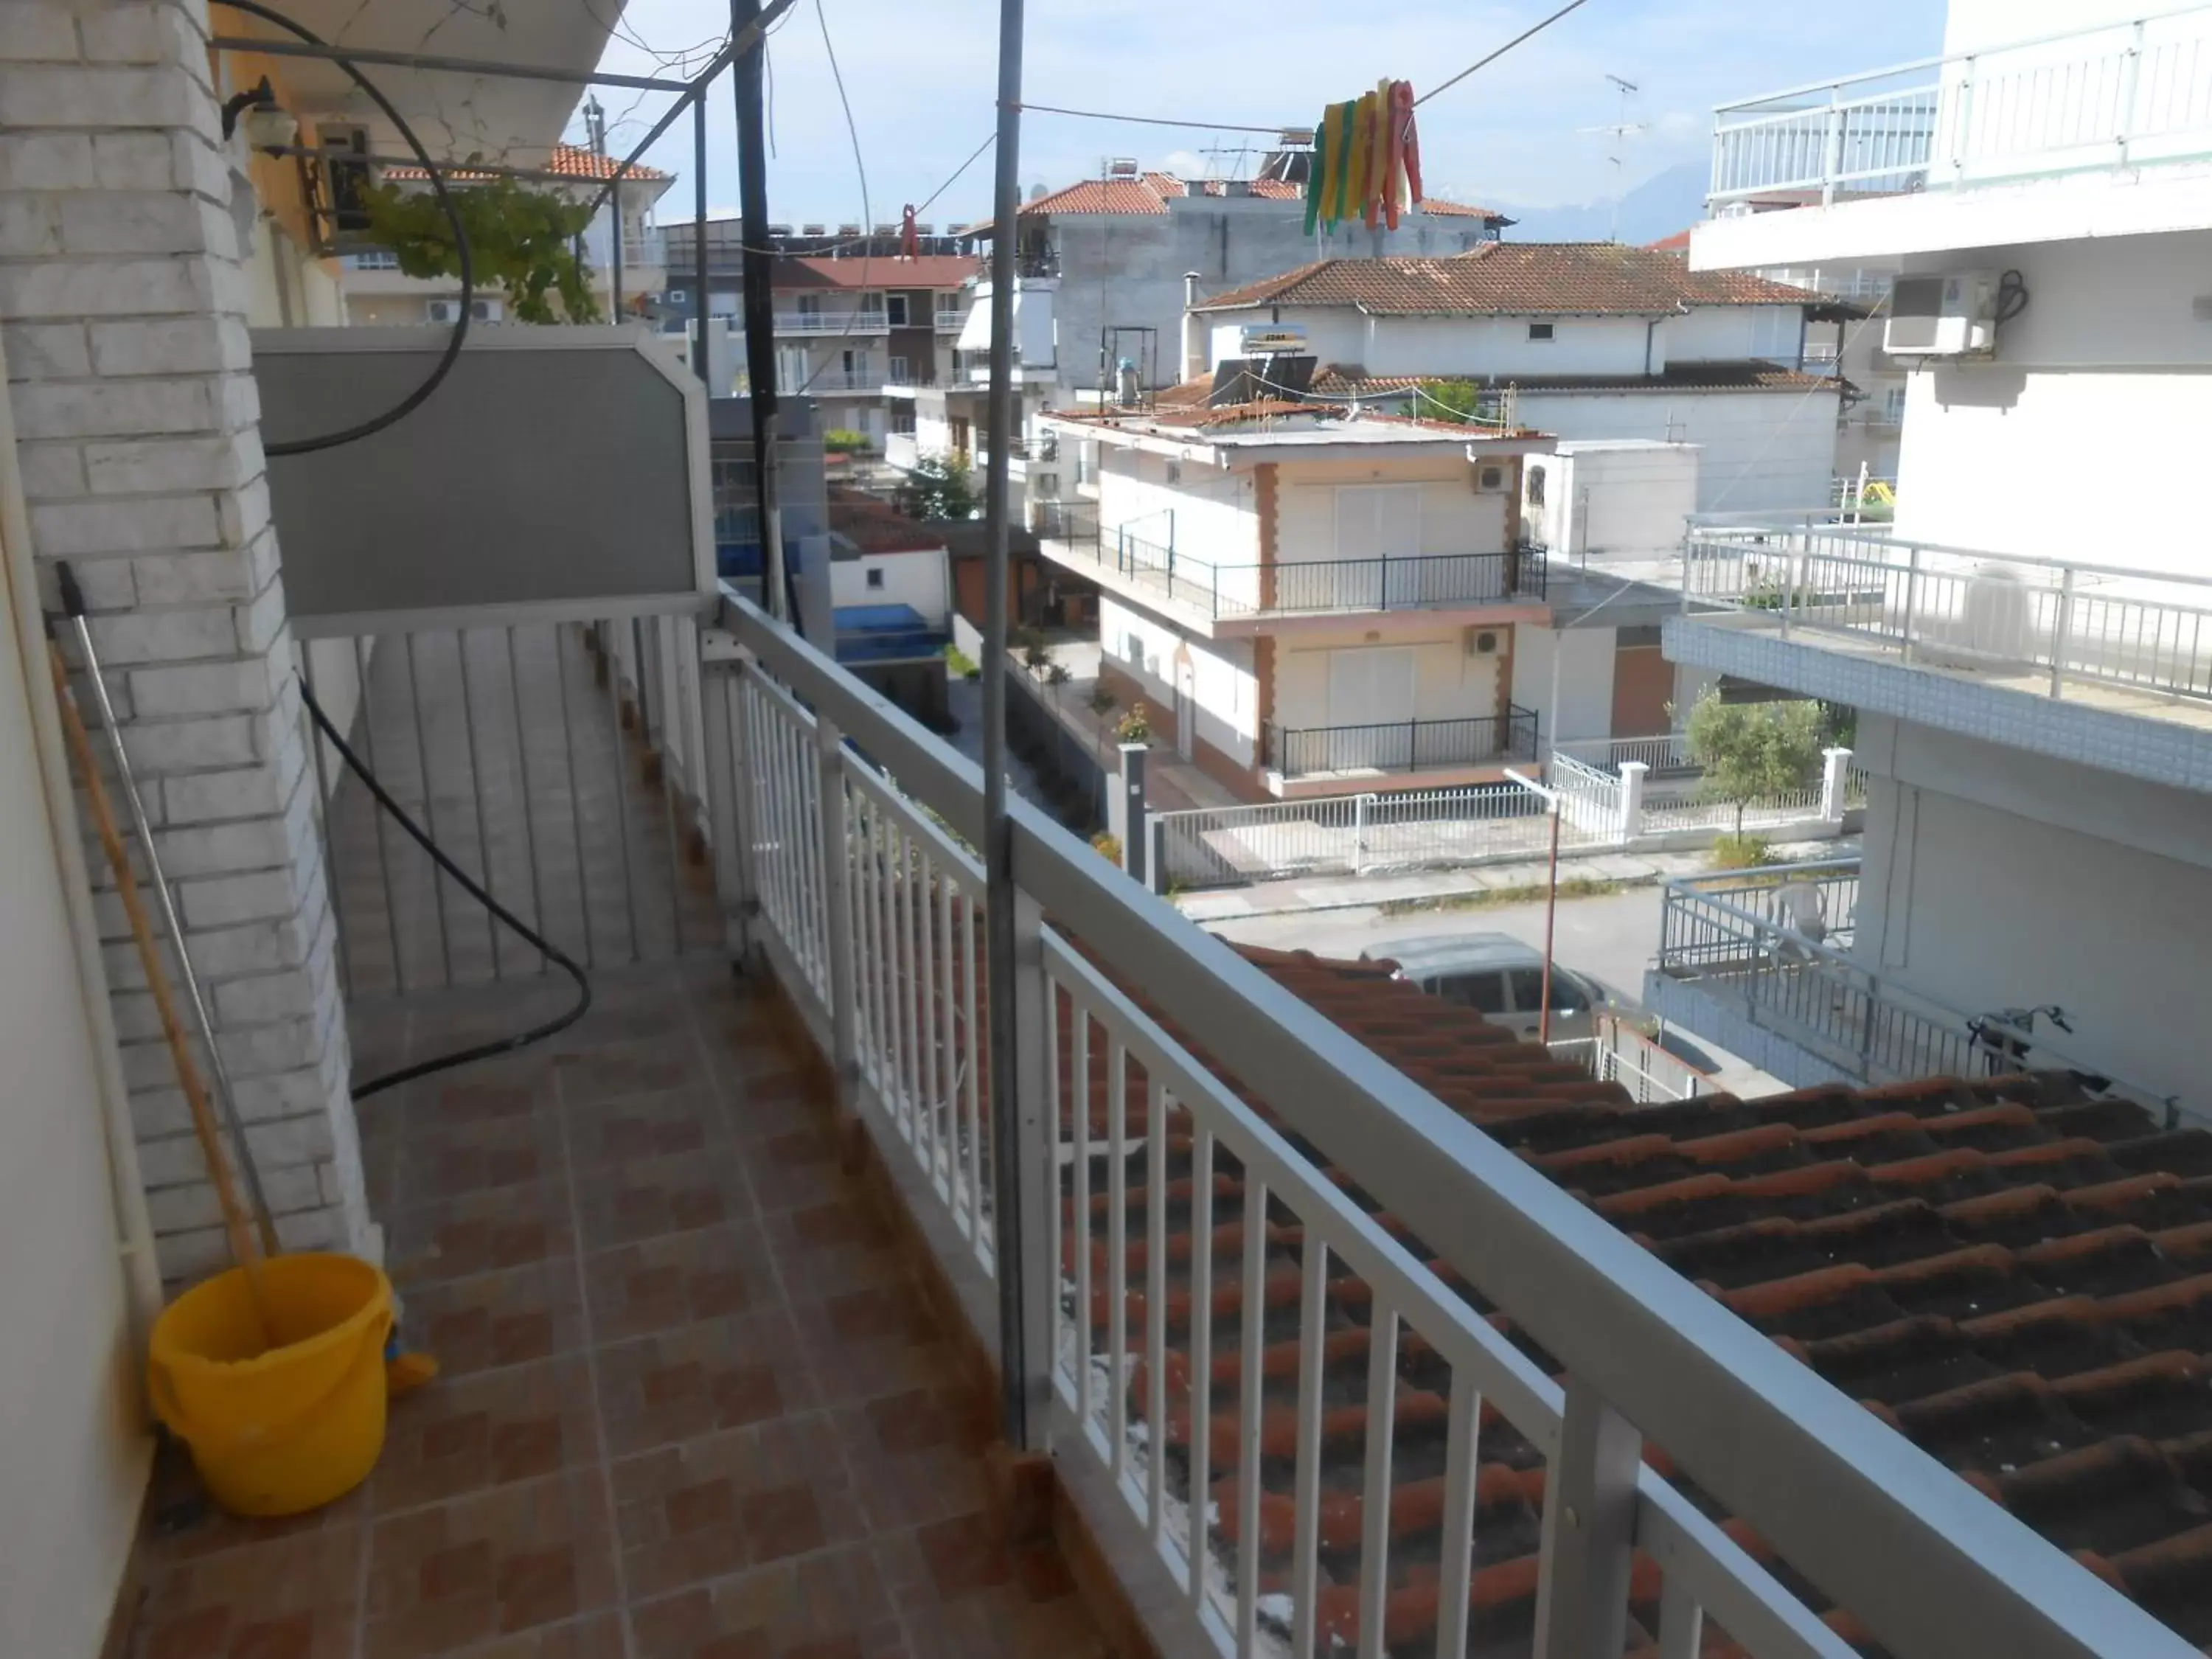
702 586 2191 1659
1150 783 1566 889
1552 733 1696 774
1551 1014 1717 1105
1711 4 2212 203
1683 522 2212 708
773 310 892 334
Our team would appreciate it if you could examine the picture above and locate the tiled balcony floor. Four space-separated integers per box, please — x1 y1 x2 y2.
123 958 1107 1659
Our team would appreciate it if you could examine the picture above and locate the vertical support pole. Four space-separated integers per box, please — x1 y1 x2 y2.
1539 799 1562 1045
982 0 1035 1450
2049 567 2076 698
692 95 709 386
1119 742 1147 886
1820 745 1853 824
2117 21 2146 170
1617 759 1647 846
816 714 858 1113
1353 791 1369 877
732 0 787 618
1901 542 1921 662
1821 83 1842 206
1780 544 1801 639
611 176 625 319
1533 1379 1642 1659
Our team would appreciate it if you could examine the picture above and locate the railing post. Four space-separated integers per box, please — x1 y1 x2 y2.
2049 567 2076 698
1002 883 1056 1448
1780 543 1801 639
701 650 762 967
815 714 859 1112
1950 55 1978 179
1820 745 1853 824
1900 542 1921 662
1119 742 1149 886
2117 19 2146 169
1617 759 1647 846
1353 792 1370 877
1822 83 1843 205
1534 1378 1641 1659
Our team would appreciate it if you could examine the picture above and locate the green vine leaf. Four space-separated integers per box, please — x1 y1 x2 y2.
363 165 602 324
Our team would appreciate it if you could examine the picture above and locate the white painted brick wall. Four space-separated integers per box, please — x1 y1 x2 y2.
2 0 371 1281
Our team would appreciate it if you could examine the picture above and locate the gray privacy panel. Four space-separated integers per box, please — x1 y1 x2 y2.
255 333 701 620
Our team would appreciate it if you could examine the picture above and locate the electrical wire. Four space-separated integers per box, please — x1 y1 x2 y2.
793 0 873 397
299 675 591 1099
214 0 474 457
1416 0 1593 105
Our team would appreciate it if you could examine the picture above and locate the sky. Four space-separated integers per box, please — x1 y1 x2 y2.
568 0 1947 226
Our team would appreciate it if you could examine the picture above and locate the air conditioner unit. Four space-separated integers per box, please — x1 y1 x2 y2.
665 288 688 305
1464 627 1500 656
1474 463 1510 493
427 298 501 325
1885 272 1997 357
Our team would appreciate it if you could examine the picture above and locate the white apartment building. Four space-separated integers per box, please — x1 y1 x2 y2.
1186 244 1846 513
338 144 673 327
1650 0 2212 1119
1034 402 1554 800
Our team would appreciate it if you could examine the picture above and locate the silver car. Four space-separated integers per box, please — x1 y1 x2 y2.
1361 932 1610 1043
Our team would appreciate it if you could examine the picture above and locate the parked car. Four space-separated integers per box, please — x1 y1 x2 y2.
1361 932 1610 1043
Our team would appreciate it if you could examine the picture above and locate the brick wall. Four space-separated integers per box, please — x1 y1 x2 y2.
1 0 373 1281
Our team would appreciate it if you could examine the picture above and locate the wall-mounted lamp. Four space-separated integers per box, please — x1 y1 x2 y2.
221 77 297 148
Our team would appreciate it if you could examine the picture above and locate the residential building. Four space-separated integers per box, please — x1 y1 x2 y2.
1186 243 1849 512
1649 0 2212 1121
12 6 2212 1655
1035 401 1554 799
337 143 673 326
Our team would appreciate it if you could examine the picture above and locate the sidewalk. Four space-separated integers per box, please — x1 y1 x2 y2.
1012 639 1242 814
1175 837 1856 922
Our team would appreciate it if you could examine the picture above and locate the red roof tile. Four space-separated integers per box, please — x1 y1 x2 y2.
775 253 979 291
1311 361 1835 397
1054 941 2212 1653
381 142 668 184
981 173 1502 226
1195 246 1820 315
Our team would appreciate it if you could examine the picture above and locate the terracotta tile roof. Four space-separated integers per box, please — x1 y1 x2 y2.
1646 227 1694 253
381 142 669 184
1063 942 2212 1654
1310 361 1836 397
1194 246 1820 316
774 254 979 292
986 173 1501 225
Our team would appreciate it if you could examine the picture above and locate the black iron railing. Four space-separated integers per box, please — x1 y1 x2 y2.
1265 706 1541 779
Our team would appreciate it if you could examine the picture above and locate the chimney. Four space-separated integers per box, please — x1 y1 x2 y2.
1182 271 1206 384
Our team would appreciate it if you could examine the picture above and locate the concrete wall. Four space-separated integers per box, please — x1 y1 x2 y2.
1272 622 1503 728
1276 455 1508 560
1528 442 1701 560
830 546 950 624
1854 712 2212 1112
1099 594 1258 768
1 0 372 1281
1516 387 1837 512
1891 229 2212 573
1516 624 1617 746
1096 447 1258 563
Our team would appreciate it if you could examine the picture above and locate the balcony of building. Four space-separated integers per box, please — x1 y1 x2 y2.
774 309 893 335
1034 511 1551 639
1694 4 2212 270
1264 706 1543 784
1667 522 2212 795
1646 856 2181 1120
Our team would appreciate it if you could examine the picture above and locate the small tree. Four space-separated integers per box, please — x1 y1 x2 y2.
1087 684 1118 762
1415 380 1508 426
895 453 978 521
364 172 599 323
1019 631 1052 680
1684 691 1827 801
1116 702 1152 745
822 428 874 454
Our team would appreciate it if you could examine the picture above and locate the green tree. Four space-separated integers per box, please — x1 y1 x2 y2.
1415 380 1509 425
894 454 978 521
822 428 873 453
1684 691 1828 800
363 171 599 323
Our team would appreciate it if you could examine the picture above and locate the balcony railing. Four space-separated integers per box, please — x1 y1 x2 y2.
1264 706 1540 779
1040 525 1547 622
1711 5 2212 204
1552 732 1697 773
782 372 880 393
1683 523 2212 708
705 588 2180 1659
1654 858 2175 1118
935 309 965 332
773 310 891 334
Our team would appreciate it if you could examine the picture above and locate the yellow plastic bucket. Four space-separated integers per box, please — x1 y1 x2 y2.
147 1253 394 1517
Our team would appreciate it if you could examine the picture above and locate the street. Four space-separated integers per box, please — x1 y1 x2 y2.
1199 884 1784 1096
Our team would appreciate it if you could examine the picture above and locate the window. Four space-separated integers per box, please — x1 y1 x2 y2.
886 293 910 326
866 567 886 590
888 355 909 384
936 293 961 321
797 293 822 317
1526 463 1547 507
891 406 917 436
1430 972 1507 1014
349 250 399 271
1527 321 1555 341
1882 386 1907 424
1507 968 1590 1015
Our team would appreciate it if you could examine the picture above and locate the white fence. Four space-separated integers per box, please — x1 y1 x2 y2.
1150 749 1859 891
1551 1014 1719 1105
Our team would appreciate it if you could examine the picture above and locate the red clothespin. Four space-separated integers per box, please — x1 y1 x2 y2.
900 204 920 259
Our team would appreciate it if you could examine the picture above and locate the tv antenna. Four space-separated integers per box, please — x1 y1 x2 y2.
1576 73 1646 241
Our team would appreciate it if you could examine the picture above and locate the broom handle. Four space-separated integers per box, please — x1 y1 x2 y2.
48 640 273 1326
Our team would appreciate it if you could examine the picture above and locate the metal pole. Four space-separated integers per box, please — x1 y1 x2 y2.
206 33 696 91
692 97 710 386
732 0 787 621
610 179 624 320
1540 796 1562 1045
982 0 1031 1450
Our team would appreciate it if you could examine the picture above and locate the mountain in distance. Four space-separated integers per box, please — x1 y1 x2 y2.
1490 160 1709 247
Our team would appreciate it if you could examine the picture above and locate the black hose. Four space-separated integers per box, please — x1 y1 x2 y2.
298 675 590 1099
215 0 473 456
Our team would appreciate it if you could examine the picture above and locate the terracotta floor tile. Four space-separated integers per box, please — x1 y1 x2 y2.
791 1299 965 1409
762 1206 907 1308
400 1109 565 1204
629 1543 905 1659
128 1520 361 1659
394 1261 588 1377
831 1397 992 1534
374 1354 601 1514
363 1471 618 1659
448 1612 628 1658
594 1310 820 1458
136 1444 369 1571
407 1055 560 1131
561 1085 730 1170
556 1034 709 1105
573 1152 757 1253
581 1222 774 1345
385 1181 578 1288
743 1126 849 1214
911 1512 1016 1601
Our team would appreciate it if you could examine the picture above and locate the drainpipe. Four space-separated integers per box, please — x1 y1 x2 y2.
1183 271 1205 382
1643 316 1659 377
